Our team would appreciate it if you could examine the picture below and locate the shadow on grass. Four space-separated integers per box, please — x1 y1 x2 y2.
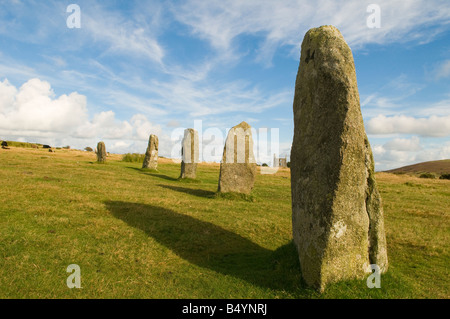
148 174 178 182
158 184 216 199
157 184 256 201
127 167 178 181
105 200 308 295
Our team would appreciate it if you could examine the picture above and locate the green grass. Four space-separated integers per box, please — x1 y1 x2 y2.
0 147 448 298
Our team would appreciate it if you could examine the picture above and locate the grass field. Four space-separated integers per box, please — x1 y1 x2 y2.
0 146 448 299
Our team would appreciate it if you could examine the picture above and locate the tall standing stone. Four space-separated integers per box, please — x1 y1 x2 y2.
142 134 159 169
218 121 256 194
96 141 107 163
290 25 388 292
180 128 199 179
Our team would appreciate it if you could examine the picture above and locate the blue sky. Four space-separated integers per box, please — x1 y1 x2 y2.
0 0 449 170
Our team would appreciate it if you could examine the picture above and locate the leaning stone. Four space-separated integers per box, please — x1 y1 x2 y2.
218 121 256 194
142 134 159 169
97 141 107 163
180 128 199 179
290 25 388 292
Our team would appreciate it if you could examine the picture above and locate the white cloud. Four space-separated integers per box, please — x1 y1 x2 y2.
108 141 132 154
73 110 164 143
0 78 162 153
75 111 132 139
372 139 450 171
366 114 450 137
0 78 17 112
414 143 450 163
383 136 421 151
0 78 88 133
130 114 162 140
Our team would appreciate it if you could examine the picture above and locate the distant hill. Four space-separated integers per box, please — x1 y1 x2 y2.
385 159 450 175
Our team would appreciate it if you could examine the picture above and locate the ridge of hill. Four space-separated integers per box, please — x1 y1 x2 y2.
385 159 450 175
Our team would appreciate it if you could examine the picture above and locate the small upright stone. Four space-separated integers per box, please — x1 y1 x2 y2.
97 141 107 163
180 128 199 179
218 121 256 194
290 25 388 292
142 134 159 169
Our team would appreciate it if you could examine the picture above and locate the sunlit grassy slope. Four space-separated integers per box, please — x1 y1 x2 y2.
0 146 448 298
386 159 450 176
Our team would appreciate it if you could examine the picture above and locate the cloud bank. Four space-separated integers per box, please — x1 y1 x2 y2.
366 114 450 137
372 136 450 171
0 78 162 154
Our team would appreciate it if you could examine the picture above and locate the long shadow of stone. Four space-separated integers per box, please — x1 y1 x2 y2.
127 167 147 172
127 167 178 182
105 201 305 293
149 174 178 182
158 184 216 199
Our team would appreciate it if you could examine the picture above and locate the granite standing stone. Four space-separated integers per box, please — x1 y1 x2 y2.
290 25 388 292
142 134 159 169
96 141 107 163
180 128 199 179
218 121 256 194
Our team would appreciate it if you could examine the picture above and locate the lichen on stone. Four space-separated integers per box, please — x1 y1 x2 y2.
291 25 388 292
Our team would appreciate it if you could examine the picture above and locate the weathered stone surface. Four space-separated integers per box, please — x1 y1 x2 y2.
142 134 158 169
218 121 256 194
180 128 199 179
290 25 388 292
96 141 107 163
